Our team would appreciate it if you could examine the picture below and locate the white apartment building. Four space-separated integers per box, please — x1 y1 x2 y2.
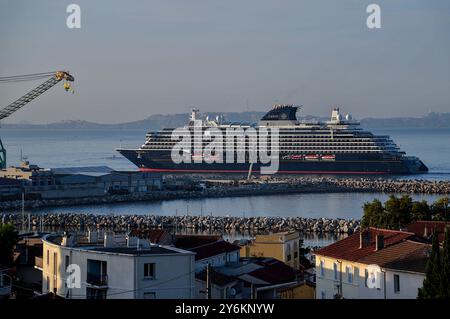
41 232 195 299
314 228 429 299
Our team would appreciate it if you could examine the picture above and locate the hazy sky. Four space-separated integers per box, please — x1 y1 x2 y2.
0 0 449 124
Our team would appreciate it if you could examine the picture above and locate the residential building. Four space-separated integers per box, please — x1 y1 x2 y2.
173 235 241 273
13 233 44 296
277 281 316 299
0 266 12 299
314 228 429 299
195 268 241 299
195 257 300 299
240 231 301 269
41 232 195 299
404 220 450 243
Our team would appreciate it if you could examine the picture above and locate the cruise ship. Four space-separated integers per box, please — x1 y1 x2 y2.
117 105 428 175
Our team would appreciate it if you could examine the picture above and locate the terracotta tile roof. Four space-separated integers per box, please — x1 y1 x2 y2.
174 235 222 250
129 229 172 245
359 240 430 273
404 221 450 243
190 240 241 261
315 228 430 273
380 242 430 274
244 258 298 285
196 269 238 287
315 228 415 262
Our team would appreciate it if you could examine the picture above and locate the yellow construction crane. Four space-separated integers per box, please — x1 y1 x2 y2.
0 71 75 169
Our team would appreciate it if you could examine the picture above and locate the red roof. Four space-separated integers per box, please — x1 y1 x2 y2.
190 240 241 261
196 269 238 286
174 235 222 250
404 221 450 243
246 258 298 284
315 228 415 262
129 229 172 245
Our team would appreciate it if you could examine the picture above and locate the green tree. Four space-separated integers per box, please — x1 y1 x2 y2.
0 222 19 266
383 195 412 229
418 232 442 299
440 227 450 299
411 200 430 221
398 195 413 226
362 199 384 228
432 197 450 221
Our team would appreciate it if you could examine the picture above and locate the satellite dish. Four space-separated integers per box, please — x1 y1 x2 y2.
228 288 236 296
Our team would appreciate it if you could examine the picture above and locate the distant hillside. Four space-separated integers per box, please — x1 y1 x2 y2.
2 111 450 130
360 112 450 128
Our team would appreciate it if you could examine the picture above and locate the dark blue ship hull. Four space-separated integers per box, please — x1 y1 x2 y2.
118 149 428 175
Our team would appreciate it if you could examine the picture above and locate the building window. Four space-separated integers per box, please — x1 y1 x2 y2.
46 250 49 265
346 266 353 283
364 269 368 287
287 254 292 261
333 263 338 280
144 263 156 279
320 260 325 277
65 255 70 271
394 274 400 293
321 291 326 299
46 276 50 292
87 259 107 286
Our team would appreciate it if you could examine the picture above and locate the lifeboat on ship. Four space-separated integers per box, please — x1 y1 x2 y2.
304 154 320 160
321 154 336 161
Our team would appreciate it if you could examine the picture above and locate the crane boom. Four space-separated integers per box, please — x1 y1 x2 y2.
0 71 74 120
0 71 74 169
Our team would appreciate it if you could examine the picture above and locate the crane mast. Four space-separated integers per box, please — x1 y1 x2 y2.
0 71 74 169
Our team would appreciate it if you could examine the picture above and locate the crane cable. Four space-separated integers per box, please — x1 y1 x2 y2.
0 72 57 83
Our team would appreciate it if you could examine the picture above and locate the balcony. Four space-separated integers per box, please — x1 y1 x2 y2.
86 273 108 287
86 259 108 287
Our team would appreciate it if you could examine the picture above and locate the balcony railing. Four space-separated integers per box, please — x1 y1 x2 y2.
86 273 108 287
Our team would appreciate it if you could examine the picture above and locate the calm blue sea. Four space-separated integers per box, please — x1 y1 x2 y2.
1 127 449 221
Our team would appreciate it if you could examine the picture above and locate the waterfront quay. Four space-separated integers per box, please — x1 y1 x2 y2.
0 213 360 234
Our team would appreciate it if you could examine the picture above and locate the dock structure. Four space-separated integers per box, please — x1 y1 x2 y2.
0 161 162 200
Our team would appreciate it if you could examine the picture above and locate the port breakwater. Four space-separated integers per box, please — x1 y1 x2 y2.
1 177 449 210
0 213 360 234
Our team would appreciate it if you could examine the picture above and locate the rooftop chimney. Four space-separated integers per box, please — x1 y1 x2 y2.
61 232 76 247
424 225 428 238
375 234 385 251
104 232 115 248
88 229 98 244
359 230 371 249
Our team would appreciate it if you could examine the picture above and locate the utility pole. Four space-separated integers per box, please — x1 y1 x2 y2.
21 190 25 232
206 263 212 299
175 209 178 234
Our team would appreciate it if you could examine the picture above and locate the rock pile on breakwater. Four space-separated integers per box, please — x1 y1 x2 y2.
0 213 360 234
207 176 450 195
285 177 450 194
1 176 448 210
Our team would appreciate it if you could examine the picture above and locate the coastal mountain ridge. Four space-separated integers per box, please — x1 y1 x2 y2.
2 111 450 130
